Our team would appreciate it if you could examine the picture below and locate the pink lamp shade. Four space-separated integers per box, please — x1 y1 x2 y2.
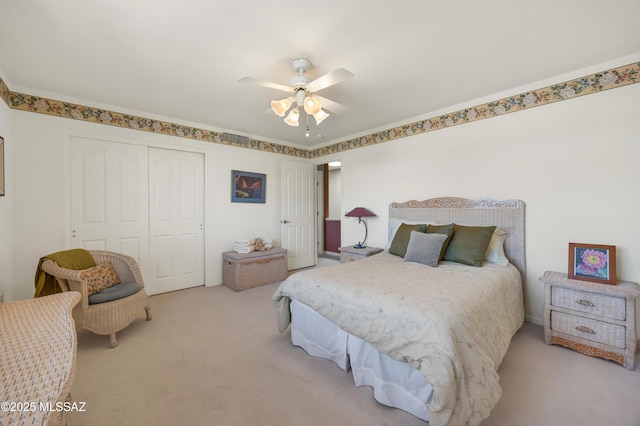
345 207 376 218
345 207 376 248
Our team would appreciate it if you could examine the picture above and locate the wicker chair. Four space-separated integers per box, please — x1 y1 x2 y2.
41 250 152 348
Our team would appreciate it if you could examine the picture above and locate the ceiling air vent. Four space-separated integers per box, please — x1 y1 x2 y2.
222 132 250 146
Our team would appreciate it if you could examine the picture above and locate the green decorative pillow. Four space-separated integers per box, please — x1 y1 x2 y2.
389 223 427 257
385 218 437 250
443 224 497 266
404 231 448 267
426 223 454 261
80 261 121 296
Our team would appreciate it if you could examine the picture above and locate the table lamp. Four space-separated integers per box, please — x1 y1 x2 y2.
345 207 376 248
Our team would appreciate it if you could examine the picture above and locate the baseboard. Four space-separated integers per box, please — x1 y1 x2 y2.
320 252 340 260
525 315 543 326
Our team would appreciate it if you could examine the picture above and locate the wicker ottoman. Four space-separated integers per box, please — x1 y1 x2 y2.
223 248 288 291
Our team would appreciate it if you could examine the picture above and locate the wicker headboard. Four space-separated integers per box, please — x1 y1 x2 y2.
388 197 526 282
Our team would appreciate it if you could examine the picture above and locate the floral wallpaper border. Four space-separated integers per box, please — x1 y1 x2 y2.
5 88 311 159
308 61 640 158
1 61 639 160
0 76 10 107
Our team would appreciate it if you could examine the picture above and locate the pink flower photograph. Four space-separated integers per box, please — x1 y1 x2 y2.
568 243 617 285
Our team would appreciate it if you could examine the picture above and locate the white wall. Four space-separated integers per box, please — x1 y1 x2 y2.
336 82 640 325
7 110 291 301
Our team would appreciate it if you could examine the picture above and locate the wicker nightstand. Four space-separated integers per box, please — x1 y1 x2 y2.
339 245 383 263
540 271 639 370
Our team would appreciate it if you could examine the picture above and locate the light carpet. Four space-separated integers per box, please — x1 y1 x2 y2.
67 282 640 426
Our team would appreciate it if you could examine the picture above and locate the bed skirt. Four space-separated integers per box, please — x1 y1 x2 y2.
290 300 433 421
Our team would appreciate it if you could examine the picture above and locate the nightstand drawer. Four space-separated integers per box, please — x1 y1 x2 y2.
551 311 626 348
551 287 626 321
341 252 363 262
339 246 383 263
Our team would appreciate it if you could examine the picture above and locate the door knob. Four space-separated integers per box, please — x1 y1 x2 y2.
282 220 291 224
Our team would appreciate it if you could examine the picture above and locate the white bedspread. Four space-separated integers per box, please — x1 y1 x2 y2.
272 251 524 426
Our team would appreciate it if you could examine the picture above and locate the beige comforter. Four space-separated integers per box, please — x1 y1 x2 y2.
272 251 524 426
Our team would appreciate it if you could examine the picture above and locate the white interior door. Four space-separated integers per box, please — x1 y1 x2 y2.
148 148 205 295
69 137 149 265
281 160 315 270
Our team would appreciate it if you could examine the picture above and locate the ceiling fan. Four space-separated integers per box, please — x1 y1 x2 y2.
238 58 353 130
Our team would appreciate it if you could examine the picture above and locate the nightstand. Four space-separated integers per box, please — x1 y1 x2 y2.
339 245 383 263
540 271 639 370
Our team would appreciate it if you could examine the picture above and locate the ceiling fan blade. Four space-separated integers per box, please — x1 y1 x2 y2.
306 68 353 92
237 75 292 93
315 95 349 114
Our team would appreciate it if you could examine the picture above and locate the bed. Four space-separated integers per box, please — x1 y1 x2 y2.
272 197 526 426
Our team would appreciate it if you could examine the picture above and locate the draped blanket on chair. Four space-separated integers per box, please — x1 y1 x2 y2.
34 249 96 297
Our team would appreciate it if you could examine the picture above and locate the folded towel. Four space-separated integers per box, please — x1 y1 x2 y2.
234 244 254 250
234 245 255 254
234 239 255 246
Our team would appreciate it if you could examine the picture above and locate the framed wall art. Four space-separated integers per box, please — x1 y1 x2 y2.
0 136 4 196
568 242 617 285
231 170 266 203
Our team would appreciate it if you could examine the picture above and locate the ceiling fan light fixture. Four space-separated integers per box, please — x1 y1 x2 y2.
312 108 330 125
284 108 300 126
303 96 321 115
239 57 353 135
270 98 292 117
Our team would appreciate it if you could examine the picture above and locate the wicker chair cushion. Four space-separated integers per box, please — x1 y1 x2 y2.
88 282 141 305
80 261 121 295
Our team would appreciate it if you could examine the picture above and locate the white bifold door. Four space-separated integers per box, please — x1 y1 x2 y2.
70 137 204 295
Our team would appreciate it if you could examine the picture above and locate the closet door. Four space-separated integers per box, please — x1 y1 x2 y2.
148 147 205 295
69 137 149 264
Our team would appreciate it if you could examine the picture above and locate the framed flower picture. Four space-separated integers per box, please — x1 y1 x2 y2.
568 242 617 285
231 170 266 203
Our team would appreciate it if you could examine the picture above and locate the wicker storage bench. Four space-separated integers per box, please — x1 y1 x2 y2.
223 248 287 291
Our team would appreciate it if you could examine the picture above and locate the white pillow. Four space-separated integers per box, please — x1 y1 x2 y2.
484 228 509 266
385 217 439 250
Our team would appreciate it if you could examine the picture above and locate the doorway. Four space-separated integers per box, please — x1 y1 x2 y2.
317 161 341 260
